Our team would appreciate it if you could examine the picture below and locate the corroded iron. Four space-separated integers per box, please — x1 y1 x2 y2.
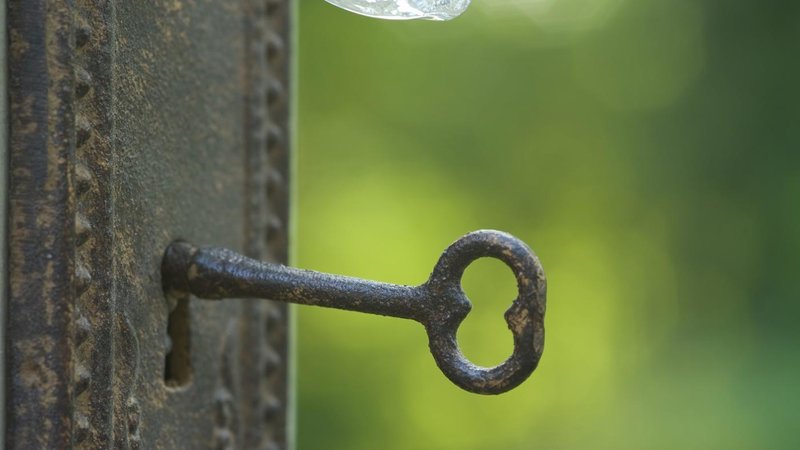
163 230 547 395
7 0 293 447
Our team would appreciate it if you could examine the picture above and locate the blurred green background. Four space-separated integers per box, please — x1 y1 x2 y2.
294 1 799 449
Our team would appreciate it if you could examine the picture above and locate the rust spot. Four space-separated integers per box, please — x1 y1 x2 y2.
16 338 59 407
9 28 30 58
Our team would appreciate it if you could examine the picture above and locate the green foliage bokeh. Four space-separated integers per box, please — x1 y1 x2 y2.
295 1 800 449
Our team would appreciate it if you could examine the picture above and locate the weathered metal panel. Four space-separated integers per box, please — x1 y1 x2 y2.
0 0 8 444
6 0 292 448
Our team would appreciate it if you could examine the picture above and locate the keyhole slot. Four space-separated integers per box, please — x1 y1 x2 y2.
164 296 192 387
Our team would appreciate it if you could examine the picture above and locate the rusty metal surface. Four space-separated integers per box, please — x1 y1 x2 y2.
7 1 77 446
239 0 293 446
6 0 292 448
163 230 547 395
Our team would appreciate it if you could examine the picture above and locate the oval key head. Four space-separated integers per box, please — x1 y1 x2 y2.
421 230 547 394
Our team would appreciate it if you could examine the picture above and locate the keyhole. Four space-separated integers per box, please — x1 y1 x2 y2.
164 296 192 387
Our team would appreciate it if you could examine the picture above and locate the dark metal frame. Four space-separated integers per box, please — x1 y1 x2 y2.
5 0 292 447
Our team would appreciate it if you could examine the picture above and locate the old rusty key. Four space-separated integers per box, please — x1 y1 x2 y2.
162 230 546 394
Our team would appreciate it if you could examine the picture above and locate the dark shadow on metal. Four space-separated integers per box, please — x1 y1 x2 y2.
161 230 546 395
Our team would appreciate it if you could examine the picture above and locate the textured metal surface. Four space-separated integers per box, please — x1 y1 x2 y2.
6 0 292 448
0 0 8 442
164 230 547 395
8 1 77 446
240 0 293 446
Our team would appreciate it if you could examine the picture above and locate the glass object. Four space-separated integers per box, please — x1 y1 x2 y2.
326 0 471 21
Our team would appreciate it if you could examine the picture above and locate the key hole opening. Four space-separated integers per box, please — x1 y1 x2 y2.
164 296 192 387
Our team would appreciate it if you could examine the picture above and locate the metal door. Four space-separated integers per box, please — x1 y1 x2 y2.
5 1 292 448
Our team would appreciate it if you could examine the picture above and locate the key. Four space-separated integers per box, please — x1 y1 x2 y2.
162 229 546 395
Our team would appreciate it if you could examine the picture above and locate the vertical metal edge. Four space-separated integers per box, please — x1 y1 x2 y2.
73 1 123 447
6 0 77 446
262 0 293 446
0 0 7 444
241 0 293 446
286 0 298 448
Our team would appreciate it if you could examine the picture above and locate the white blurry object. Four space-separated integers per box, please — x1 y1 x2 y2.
325 0 471 20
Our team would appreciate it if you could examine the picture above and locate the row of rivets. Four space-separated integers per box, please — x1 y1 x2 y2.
261 1 290 448
73 11 96 449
